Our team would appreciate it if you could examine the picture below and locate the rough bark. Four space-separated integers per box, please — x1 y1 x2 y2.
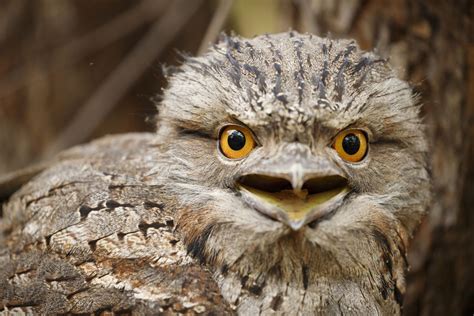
298 0 473 314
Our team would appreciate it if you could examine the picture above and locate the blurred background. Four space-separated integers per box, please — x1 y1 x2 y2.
0 0 472 315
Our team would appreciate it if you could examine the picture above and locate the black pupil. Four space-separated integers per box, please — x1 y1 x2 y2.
228 130 246 151
342 134 360 155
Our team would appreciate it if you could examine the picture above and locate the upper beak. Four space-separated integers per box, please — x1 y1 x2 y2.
237 144 349 230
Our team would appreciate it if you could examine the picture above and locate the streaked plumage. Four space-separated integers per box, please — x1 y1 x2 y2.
0 32 430 315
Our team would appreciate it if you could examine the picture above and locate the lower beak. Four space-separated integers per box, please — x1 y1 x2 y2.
238 174 349 230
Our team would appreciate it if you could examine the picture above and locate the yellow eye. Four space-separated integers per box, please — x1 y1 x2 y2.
332 129 368 163
219 125 256 159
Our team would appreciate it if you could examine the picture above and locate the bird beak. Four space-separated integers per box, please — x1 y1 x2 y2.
237 147 350 230
238 178 348 230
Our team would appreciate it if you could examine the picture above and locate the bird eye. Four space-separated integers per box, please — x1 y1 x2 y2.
219 125 256 159
332 129 368 163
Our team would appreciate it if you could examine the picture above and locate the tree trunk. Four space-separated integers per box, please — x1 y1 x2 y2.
298 0 473 314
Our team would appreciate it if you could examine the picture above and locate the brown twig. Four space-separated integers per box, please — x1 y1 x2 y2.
0 0 165 98
198 0 234 55
0 0 26 44
43 0 204 158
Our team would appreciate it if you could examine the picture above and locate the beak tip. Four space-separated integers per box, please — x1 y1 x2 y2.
287 220 306 231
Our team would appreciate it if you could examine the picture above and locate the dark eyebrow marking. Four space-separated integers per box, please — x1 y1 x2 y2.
311 42 330 109
224 36 243 89
293 38 305 104
243 63 267 94
335 58 349 102
263 35 288 105
352 58 387 89
176 126 214 139
245 41 256 59
334 44 356 102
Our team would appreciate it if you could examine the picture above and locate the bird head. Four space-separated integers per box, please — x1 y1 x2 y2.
154 32 430 288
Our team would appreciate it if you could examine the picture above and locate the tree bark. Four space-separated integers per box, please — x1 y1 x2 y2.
298 0 473 314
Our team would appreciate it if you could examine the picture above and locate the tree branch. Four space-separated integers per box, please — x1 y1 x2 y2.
43 0 204 158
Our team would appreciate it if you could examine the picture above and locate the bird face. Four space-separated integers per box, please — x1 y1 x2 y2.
219 123 353 230
155 33 430 283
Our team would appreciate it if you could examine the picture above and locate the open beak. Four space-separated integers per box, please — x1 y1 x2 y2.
237 163 349 230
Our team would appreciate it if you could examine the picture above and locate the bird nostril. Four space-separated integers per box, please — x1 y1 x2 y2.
238 174 293 193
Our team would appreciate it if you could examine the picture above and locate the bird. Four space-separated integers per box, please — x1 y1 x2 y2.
0 32 430 315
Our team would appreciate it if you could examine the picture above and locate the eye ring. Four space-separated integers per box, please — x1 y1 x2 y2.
332 129 368 163
219 125 256 159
